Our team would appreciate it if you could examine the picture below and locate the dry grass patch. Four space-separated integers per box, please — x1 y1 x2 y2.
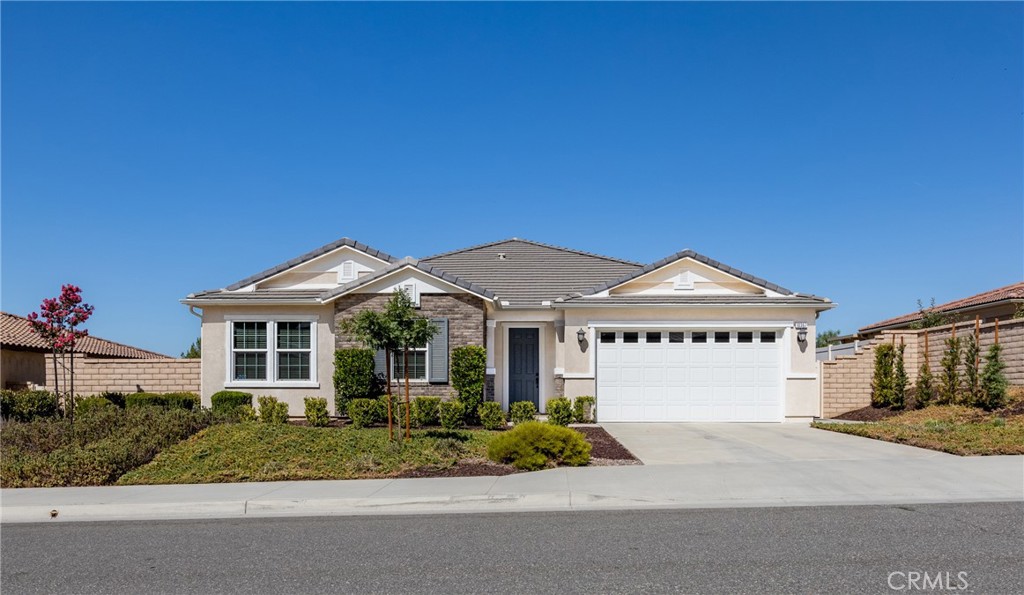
813 405 1024 456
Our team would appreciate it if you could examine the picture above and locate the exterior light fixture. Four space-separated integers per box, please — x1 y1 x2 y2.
577 328 587 344
795 322 808 343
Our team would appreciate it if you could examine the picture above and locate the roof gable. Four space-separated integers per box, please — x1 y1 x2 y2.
225 237 396 291
321 258 495 303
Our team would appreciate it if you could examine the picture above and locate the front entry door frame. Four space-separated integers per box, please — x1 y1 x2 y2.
503 324 546 413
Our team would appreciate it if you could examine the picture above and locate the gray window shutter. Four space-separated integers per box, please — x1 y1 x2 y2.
373 349 387 377
428 318 448 384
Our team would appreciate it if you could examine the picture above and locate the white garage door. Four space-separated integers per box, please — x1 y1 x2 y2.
597 329 782 422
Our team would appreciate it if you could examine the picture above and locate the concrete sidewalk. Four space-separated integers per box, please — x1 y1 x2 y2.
3 454 1021 523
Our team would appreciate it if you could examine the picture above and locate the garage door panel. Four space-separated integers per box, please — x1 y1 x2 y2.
597 328 781 422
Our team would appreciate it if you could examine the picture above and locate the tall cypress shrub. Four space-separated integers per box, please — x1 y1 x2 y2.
892 342 908 410
978 343 1008 411
962 334 981 406
938 335 961 405
871 343 896 408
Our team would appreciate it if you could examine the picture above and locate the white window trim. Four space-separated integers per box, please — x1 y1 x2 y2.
392 343 430 383
225 315 319 388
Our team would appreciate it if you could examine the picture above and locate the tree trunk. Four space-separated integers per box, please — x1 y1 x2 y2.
51 347 60 416
404 348 411 440
385 348 393 441
69 347 75 428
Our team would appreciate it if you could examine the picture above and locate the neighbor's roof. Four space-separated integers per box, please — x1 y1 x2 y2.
420 238 641 307
224 237 397 291
1 312 170 359
859 281 1024 333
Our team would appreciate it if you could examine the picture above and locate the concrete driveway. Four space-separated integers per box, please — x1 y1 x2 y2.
601 422 949 465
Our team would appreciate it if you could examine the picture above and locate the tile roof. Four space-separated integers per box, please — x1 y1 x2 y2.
224 237 397 291
579 249 794 297
1 312 170 359
320 258 496 302
420 238 641 306
554 295 833 308
186 289 327 303
859 281 1024 333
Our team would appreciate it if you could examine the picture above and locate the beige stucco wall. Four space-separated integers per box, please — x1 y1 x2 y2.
200 305 337 416
1 348 47 389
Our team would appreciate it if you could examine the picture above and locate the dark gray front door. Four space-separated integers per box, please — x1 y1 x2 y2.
509 328 539 407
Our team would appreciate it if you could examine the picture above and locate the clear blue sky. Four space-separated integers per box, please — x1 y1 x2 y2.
2 2 1021 356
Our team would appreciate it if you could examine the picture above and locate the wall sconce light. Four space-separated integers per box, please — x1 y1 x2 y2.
795 322 808 343
577 328 587 344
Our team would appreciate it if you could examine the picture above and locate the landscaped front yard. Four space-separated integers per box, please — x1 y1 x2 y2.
813 405 1024 456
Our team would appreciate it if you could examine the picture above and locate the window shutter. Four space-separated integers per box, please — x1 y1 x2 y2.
428 318 448 384
373 349 387 377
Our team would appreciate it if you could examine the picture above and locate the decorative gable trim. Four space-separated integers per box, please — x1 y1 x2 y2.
225 237 396 292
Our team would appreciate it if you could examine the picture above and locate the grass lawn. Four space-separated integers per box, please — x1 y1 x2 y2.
117 423 503 485
812 405 1024 456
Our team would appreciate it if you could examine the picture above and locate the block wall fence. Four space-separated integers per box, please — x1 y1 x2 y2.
821 318 1023 418
44 354 201 395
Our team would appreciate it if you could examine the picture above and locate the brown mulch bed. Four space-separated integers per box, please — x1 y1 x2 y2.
395 459 517 478
833 406 903 422
574 426 641 462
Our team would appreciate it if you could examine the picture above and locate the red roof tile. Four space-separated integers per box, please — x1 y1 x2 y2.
1 312 170 359
860 282 1024 333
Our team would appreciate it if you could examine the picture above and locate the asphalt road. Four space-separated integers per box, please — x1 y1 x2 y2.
2 502 1022 594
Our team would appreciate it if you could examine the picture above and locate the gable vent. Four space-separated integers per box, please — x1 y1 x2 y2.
497 253 507 260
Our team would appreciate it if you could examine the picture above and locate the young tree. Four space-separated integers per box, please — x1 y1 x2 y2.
962 333 981 406
387 290 438 440
815 329 842 348
909 298 948 330
341 305 400 440
916 331 935 408
181 337 201 359
938 329 961 405
870 343 896 408
27 285 94 425
978 321 1008 411
892 340 908 410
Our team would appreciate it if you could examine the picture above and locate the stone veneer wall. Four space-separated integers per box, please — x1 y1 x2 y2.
44 354 201 395
821 318 1023 418
334 293 486 399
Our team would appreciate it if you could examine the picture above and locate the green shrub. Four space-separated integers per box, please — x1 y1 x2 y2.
97 391 126 408
478 402 506 430
412 396 442 427
75 396 116 417
438 400 465 430
510 401 537 425
257 396 290 424
234 404 257 422
979 343 1008 411
334 348 382 413
0 407 216 487
0 390 60 422
486 421 591 471
211 390 253 414
939 336 962 405
546 398 573 426
572 396 596 423
125 392 199 411
871 343 896 408
892 343 907 410
451 345 486 423
347 398 383 429
304 397 330 427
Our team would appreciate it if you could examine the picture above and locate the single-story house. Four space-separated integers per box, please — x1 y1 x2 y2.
858 282 1024 338
183 238 833 422
1 311 170 390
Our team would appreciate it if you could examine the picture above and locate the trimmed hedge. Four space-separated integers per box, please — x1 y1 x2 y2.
348 398 383 429
211 390 253 414
334 348 381 412
478 402 506 430
438 400 465 430
75 396 117 417
125 392 199 411
0 390 60 422
304 397 330 427
509 401 537 425
451 345 486 423
257 396 290 424
572 396 596 423
412 397 441 427
486 421 591 470
546 398 573 426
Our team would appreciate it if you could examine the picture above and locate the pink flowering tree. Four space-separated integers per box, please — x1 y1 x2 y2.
27 285 94 423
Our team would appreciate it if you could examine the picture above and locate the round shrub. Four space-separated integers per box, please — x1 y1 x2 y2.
509 401 537 425
75 396 116 417
347 398 383 429
572 396 596 423
486 421 591 470
1 390 60 422
304 397 330 427
438 400 465 430
257 396 290 424
412 397 441 427
211 390 253 414
478 402 506 430
546 397 573 426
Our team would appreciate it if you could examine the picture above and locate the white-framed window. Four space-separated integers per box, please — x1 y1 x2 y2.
392 342 428 381
227 317 317 386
